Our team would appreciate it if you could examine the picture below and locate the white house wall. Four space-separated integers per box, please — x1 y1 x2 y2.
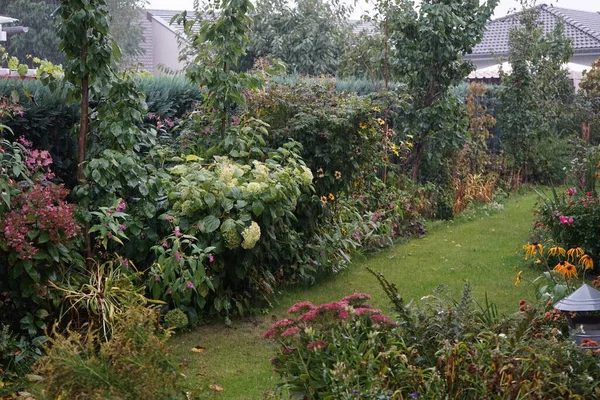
151 18 185 75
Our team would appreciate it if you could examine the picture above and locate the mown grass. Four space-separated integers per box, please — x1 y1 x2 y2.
169 191 541 399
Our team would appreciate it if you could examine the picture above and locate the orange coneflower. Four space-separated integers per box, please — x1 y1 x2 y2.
580 254 594 270
359 122 367 129
555 261 578 280
328 193 335 201
523 242 543 259
548 246 566 257
567 247 585 262
320 195 328 204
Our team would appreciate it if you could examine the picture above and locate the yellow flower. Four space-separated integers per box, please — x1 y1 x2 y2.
390 143 400 157
514 271 522 286
406 134 414 139
334 171 342 180
371 106 380 112
523 242 543 260
376 118 385 126
359 122 367 129
567 247 584 262
563 262 578 280
548 246 566 257
328 193 335 201
534 259 541 264
554 261 578 280
406 141 414 148
316 168 324 178
580 254 594 270
320 196 328 204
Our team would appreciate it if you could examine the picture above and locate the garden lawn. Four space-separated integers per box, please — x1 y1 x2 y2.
169 191 540 399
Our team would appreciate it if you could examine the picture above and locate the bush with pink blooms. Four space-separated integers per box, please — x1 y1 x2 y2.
264 294 432 398
0 138 83 373
534 186 600 264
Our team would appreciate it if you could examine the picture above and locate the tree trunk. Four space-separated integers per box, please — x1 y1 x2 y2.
78 45 92 262
411 141 424 181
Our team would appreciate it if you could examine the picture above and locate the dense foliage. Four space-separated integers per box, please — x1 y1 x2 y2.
267 276 600 398
245 0 352 75
497 2 579 184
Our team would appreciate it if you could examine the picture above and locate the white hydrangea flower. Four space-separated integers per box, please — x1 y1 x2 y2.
245 182 262 194
241 221 261 249
300 166 313 185
218 162 236 185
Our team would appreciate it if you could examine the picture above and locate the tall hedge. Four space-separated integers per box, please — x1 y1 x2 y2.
0 77 202 186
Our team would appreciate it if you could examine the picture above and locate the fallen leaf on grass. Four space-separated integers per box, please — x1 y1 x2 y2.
191 346 206 353
209 384 223 392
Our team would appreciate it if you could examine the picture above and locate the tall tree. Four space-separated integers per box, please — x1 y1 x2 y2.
387 0 498 181
105 0 147 60
246 0 352 75
0 0 65 66
0 0 146 66
497 1 574 182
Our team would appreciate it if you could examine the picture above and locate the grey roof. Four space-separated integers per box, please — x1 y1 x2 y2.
469 4 600 59
554 284 600 312
147 9 204 34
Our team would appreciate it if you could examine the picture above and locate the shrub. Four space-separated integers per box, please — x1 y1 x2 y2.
34 306 187 400
534 187 600 262
164 309 189 330
0 138 83 345
146 118 317 322
0 77 202 186
244 77 391 198
264 294 432 398
266 274 600 398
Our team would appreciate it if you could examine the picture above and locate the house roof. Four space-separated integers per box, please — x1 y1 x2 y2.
469 4 600 59
147 9 202 34
147 9 373 36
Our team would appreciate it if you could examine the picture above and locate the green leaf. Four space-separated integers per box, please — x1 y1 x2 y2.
251 201 264 216
200 215 220 233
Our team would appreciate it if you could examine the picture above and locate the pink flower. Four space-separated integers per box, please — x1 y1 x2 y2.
263 329 276 339
341 293 372 304
185 281 194 289
280 327 301 337
338 310 349 319
567 187 577 197
271 318 295 329
174 251 182 262
174 227 182 237
287 301 315 314
115 199 127 212
18 136 32 147
559 215 574 225
298 309 319 322
354 307 380 315
306 340 328 350
208 254 214 263
317 301 347 311
370 314 396 327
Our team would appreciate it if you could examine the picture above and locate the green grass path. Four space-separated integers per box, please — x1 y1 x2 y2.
169 192 540 399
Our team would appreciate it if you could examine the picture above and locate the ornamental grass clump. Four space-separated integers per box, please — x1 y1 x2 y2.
34 306 188 400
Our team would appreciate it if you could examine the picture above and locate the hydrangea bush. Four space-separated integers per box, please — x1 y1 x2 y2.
147 119 317 322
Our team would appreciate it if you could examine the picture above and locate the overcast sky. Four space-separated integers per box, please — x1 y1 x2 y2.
146 0 599 20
